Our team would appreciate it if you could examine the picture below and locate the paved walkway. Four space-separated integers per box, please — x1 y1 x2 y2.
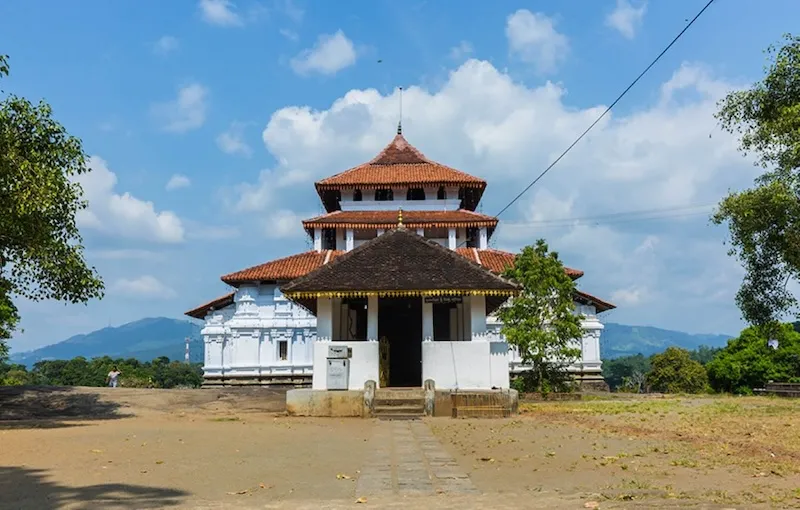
356 420 479 497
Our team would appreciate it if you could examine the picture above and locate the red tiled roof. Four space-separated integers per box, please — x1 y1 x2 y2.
315 134 486 190
302 209 498 230
220 251 343 285
455 248 584 279
185 292 235 320
575 290 617 313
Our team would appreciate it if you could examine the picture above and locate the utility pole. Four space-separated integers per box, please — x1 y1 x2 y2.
185 336 190 363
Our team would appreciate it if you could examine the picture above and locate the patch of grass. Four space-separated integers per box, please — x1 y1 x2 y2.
209 416 240 422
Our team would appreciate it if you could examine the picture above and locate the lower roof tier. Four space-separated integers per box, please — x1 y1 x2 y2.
302 209 498 232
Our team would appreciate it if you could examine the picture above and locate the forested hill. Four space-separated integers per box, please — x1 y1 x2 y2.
9 317 731 366
601 322 731 359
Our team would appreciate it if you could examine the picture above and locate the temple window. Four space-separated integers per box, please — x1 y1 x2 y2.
278 340 288 361
375 188 393 201
353 189 362 201
437 186 447 200
321 228 336 250
406 187 426 200
466 227 479 248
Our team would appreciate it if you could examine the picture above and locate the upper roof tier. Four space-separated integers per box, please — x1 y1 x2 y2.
302 209 498 233
315 133 486 211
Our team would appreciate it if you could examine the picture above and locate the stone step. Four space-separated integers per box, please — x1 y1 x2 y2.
375 388 425 400
373 404 425 415
373 397 425 407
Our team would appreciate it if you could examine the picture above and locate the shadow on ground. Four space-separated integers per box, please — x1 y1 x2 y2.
0 386 131 429
0 466 188 509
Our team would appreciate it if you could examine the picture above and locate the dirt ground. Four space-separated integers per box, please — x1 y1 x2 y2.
1 387 799 509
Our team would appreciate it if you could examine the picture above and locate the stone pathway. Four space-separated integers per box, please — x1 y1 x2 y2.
356 420 479 497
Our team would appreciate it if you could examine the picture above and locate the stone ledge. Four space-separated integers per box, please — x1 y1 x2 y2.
286 389 368 417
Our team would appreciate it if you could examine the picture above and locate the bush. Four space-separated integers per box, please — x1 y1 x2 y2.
646 347 709 394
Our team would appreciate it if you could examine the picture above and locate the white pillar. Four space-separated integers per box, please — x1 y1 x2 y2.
367 295 379 341
422 298 433 341
416 228 424 236
317 298 332 340
345 228 354 251
469 295 487 340
448 228 456 250
313 228 322 252
478 227 488 250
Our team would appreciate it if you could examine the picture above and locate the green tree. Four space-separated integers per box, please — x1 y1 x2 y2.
706 323 800 394
499 240 583 393
712 34 800 331
602 354 651 391
0 54 104 359
647 347 709 394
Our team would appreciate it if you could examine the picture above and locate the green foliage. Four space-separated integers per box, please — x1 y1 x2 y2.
689 345 722 365
0 54 104 357
646 347 710 394
712 34 800 328
0 356 203 389
499 240 583 393
602 354 651 392
706 323 800 394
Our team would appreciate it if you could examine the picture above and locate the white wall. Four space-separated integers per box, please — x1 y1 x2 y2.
312 341 380 390
422 340 509 390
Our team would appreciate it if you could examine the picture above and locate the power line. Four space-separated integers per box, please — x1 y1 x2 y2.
501 208 713 231
501 203 715 228
492 0 717 221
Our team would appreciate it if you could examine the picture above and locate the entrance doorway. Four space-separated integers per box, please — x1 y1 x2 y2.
378 297 422 387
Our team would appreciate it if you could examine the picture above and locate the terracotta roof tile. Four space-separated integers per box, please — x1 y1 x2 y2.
315 134 486 190
455 248 584 279
185 292 235 319
575 290 616 313
220 251 342 285
302 209 498 230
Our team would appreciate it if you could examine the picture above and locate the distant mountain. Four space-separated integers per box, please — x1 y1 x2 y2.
9 317 732 366
10 317 203 367
601 322 732 359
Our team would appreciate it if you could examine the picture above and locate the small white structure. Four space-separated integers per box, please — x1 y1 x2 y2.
186 131 615 389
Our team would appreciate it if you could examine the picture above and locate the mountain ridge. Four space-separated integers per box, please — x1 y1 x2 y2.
9 317 732 366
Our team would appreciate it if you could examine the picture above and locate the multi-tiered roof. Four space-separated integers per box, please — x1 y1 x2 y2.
186 133 615 319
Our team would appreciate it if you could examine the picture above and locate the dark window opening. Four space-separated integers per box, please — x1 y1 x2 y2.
437 186 447 200
321 228 337 250
375 188 394 201
339 298 368 340
433 302 464 341
406 188 426 200
353 189 362 201
466 227 479 248
278 340 288 361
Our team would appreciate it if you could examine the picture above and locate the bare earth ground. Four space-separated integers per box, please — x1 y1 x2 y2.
0 387 798 509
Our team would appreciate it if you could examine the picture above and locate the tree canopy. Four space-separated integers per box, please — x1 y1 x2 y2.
499 240 583 393
712 34 800 330
646 347 709 394
0 54 104 359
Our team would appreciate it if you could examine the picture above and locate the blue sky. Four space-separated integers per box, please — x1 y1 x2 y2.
2 0 799 352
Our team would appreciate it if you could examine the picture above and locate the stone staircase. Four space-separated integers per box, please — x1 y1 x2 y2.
372 388 426 420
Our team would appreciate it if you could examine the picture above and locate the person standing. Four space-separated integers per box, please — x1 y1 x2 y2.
107 366 121 388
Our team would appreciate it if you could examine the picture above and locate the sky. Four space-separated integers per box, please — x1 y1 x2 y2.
2 0 799 352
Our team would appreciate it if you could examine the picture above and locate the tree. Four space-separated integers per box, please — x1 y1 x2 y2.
712 34 800 331
646 347 709 394
0 54 104 359
499 240 583 393
602 354 651 391
706 323 800 394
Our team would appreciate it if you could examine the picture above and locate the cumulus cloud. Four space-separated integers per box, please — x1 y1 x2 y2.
450 41 474 61
506 10 569 73
76 156 185 243
233 57 757 333
198 0 243 27
150 83 208 133
112 275 177 299
153 35 179 55
216 122 253 157
166 174 191 190
265 210 312 239
606 0 647 39
290 30 357 76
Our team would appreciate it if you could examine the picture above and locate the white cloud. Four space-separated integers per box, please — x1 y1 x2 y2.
290 30 357 76
216 122 253 157
506 9 569 74
236 57 758 333
280 28 299 42
265 209 310 239
450 41 473 61
199 0 243 27
606 0 647 39
153 35 179 55
151 83 209 133
278 0 304 23
112 275 177 299
76 156 185 243
89 249 165 261
166 174 191 190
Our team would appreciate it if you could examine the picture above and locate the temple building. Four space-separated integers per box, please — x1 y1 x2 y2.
186 130 615 391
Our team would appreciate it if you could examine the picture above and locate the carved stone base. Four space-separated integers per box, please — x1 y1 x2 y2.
202 375 312 388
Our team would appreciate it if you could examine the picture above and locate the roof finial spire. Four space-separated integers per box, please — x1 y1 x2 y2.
397 86 403 135
397 207 404 228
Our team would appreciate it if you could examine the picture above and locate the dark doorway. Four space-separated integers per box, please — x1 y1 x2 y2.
378 297 422 387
